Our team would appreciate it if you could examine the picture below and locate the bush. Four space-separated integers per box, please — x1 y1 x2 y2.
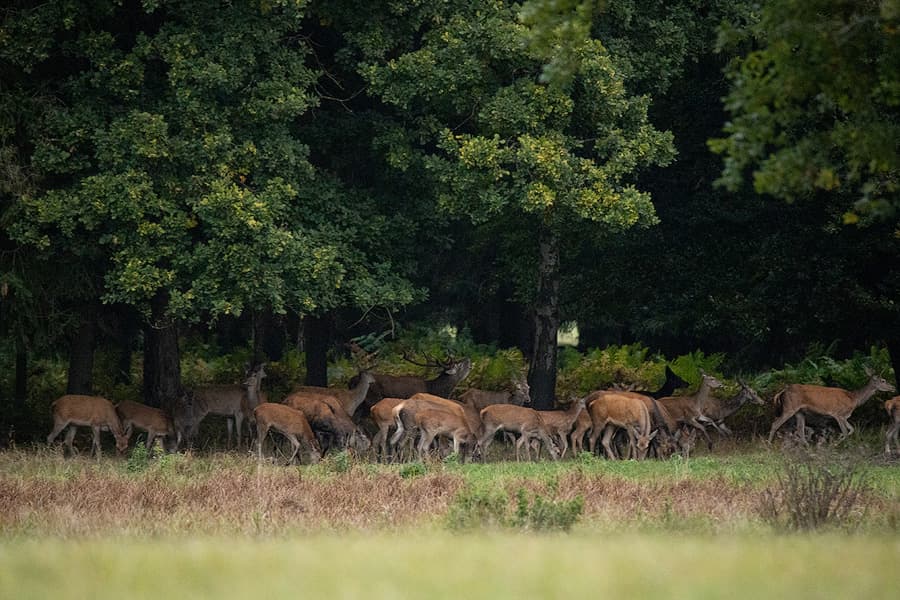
759 449 871 531
446 484 584 532
126 441 151 474
398 462 427 479
320 450 352 474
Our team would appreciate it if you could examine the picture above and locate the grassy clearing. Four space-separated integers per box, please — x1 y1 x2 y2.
1 534 898 599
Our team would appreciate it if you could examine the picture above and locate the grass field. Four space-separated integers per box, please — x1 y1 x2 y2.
1 444 899 597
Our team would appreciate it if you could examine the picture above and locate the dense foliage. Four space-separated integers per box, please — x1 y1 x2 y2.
1 1 898 432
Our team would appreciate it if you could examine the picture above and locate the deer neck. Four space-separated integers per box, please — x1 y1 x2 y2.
691 379 712 409
851 379 880 408
346 376 373 415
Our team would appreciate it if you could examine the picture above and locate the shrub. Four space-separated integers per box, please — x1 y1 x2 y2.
321 450 353 474
446 486 509 531
512 488 584 532
759 449 871 531
398 462 427 479
126 441 150 474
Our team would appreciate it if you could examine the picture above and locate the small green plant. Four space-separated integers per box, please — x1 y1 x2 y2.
442 451 461 465
446 486 509 531
126 441 150 474
447 484 584 533
398 461 427 479
759 449 871 531
512 488 584 532
321 450 352 474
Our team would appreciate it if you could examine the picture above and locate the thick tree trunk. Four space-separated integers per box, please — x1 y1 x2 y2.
528 227 560 410
142 294 182 411
66 307 97 395
253 308 285 363
304 314 330 386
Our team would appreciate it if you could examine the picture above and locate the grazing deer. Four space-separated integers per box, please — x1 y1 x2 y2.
254 403 321 464
291 371 376 418
115 400 176 452
283 393 370 453
657 372 725 450
47 395 129 458
586 391 657 460
361 354 473 401
768 370 896 443
538 396 586 458
188 363 266 449
477 404 559 462
884 396 900 456
389 393 480 460
701 380 764 436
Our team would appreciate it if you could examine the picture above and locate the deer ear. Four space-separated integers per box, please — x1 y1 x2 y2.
864 366 874 376
649 430 658 440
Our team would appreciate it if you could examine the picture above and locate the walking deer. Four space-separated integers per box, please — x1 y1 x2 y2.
657 372 725 450
389 393 479 460
394 404 477 460
768 370 895 443
477 404 559 462
47 395 129 458
291 371 376 418
701 380 764 436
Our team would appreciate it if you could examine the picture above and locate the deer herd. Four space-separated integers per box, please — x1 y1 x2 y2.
46 352 899 462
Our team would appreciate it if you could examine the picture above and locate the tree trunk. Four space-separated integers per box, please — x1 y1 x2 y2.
304 314 329 386
528 227 560 410
253 308 285 363
142 294 182 411
887 337 900 390
66 307 97 395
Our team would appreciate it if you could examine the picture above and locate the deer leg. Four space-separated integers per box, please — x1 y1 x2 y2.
601 426 618 460
477 427 498 460
588 424 604 455
64 426 78 456
91 425 102 459
286 434 301 465
885 421 900 455
689 418 713 451
418 431 436 461
835 416 853 438
47 419 68 447
768 406 801 443
235 411 245 450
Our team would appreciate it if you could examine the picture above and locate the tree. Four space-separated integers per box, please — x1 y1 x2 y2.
2 0 417 410
710 0 900 381
320 0 673 407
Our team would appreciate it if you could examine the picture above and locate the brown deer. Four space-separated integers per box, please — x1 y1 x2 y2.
586 391 657 460
362 354 473 401
538 396 586 458
188 363 266 449
47 395 129 458
254 402 321 464
569 409 593 455
370 397 407 460
701 380 764 436
291 371 376 418
458 375 531 411
389 393 480 460
115 400 176 452
283 393 370 453
395 405 477 461
768 370 896 443
884 396 900 456
477 404 559 462
657 372 725 450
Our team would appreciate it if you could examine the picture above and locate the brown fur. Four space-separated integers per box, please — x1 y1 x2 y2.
538 397 586 458
290 371 376 418
404 407 476 460
586 392 656 460
365 358 473 401
115 400 175 452
370 397 407 460
47 395 129 458
477 404 559 462
283 393 369 453
254 403 321 464
768 373 895 442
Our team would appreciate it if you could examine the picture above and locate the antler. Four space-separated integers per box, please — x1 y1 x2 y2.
347 341 380 370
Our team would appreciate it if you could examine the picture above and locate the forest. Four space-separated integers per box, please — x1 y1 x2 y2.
1 2 899 597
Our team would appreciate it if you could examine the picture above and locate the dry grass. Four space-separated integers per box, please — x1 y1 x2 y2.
1 446 897 537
